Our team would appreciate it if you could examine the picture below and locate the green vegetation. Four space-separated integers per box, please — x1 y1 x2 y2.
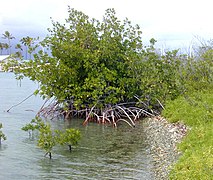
161 42 213 179
1 7 213 176
2 31 15 54
163 91 213 179
55 128 81 152
163 91 213 126
0 123 6 144
4 8 188 126
21 116 43 135
22 117 81 159
37 123 56 159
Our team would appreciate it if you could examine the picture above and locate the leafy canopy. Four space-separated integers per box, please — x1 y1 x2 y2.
14 7 196 113
17 7 144 109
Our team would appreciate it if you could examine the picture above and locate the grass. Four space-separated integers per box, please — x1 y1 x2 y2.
162 90 213 180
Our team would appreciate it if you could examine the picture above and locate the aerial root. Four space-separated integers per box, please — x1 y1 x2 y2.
36 100 157 128
81 103 156 127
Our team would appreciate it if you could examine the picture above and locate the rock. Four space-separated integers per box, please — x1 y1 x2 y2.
142 116 188 180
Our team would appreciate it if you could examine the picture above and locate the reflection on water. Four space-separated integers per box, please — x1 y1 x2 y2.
0 72 154 179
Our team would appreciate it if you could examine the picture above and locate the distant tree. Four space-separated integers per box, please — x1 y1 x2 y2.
0 42 9 54
20 36 34 59
2 31 15 54
15 43 23 59
15 43 23 51
0 43 4 54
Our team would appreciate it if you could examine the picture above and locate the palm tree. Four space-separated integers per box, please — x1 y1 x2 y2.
15 43 23 59
15 43 23 51
2 31 15 54
20 36 34 59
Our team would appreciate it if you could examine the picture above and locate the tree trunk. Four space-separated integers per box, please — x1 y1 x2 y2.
68 145 72 152
49 152 52 159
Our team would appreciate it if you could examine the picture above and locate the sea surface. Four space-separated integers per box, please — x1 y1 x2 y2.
0 72 155 179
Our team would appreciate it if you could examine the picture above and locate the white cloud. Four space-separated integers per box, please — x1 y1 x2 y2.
0 0 213 47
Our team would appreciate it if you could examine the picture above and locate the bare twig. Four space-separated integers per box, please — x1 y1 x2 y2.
156 99 165 110
7 93 35 112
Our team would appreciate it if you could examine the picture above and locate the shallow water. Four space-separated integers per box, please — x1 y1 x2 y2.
0 72 155 179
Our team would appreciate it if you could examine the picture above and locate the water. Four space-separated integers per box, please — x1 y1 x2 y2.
0 72 154 179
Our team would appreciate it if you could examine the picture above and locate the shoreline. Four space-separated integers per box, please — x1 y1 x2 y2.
143 116 189 180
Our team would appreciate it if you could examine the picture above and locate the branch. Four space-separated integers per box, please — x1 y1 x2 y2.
7 93 35 112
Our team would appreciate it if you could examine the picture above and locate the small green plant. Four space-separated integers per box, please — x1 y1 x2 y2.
22 117 81 159
0 123 6 144
38 123 56 159
56 128 81 152
22 117 45 136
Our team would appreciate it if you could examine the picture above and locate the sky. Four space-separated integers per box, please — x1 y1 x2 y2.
1 0 213 50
